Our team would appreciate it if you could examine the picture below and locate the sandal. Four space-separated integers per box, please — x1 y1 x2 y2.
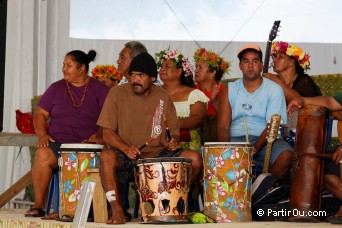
25 207 45 217
41 211 59 220
124 210 132 222
327 215 342 224
56 215 74 222
56 215 94 222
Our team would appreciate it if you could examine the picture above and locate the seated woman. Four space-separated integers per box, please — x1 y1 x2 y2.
24 50 109 218
92 64 123 88
193 48 230 143
156 49 208 152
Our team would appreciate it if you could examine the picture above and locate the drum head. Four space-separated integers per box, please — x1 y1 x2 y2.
59 143 103 152
203 142 251 146
136 157 192 165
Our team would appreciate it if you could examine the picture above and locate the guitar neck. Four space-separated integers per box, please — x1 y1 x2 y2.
263 40 273 73
263 141 272 173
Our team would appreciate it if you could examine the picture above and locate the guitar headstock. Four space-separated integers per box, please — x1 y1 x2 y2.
266 114 281 143
268 20 281 42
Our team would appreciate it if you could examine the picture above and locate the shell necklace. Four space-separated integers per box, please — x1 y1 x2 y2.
65 77 90 108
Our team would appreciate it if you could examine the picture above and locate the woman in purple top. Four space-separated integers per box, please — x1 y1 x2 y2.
25 50 109 218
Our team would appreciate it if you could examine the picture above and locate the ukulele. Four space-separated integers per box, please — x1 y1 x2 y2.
263 21 281 73
252 114 282 206
263 114 281 173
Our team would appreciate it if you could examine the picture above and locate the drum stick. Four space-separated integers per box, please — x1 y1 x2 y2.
244 117 249 143
139 134 159 150
163 114 171 140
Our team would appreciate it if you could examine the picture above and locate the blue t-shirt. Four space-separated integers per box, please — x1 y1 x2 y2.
38 77 109 143
228 78 287 137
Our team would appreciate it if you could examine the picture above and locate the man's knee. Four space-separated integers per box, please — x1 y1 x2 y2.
181 150 203 169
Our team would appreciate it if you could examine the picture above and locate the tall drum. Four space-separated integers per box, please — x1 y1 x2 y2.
58 143 103 218
136 157 192 223
289 105 328 222
202 142 252 222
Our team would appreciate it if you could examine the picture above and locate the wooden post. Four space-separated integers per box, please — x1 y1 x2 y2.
88 168 108 223
0 132 38 146
0 170 32 208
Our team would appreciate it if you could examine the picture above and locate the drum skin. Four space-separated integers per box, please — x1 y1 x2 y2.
136 157 192 223
58 144 102 218
289 105 328 222
202 142 252 222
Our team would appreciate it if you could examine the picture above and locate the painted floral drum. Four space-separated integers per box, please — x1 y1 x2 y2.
58 143 103 218
136 157 192 223
202 142 252 222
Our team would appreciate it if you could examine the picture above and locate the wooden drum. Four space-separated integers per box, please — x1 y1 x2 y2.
289 104 328 222
202 142 252 222
136 157 192 223
58 143 103 218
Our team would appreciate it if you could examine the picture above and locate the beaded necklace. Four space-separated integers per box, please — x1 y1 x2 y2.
65 77 90 108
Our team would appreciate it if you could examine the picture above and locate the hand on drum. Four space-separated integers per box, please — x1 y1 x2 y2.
125 145 141 160
37 134 55 148
287 97 305 116
332 145 342 164
82 133 104 144
165 137 179 151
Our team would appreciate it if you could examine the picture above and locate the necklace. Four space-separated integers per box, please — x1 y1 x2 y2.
65 77 90 108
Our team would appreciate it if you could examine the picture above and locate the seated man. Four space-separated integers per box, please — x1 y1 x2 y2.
217 44 293 178
97 52 203 224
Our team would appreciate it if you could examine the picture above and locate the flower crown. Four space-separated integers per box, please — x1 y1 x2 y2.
155 49 194 77
91 64 123 82
194 48 230 74
271 41 310 71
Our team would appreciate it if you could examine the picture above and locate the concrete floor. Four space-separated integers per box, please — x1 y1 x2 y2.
0 209 336 228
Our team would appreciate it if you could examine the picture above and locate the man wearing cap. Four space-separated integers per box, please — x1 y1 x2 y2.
116 41 147 84
97 52 203 224
217 44 293 178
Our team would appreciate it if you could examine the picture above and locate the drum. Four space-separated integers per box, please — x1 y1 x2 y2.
289 105 328 222
58 143 103 218
136 157 192 223
202 142 252 222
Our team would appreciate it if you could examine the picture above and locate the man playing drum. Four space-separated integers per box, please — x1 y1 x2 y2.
217 44 293 178
97 52 203 224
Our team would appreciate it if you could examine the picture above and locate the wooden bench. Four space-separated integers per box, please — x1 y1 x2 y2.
0 132 37 208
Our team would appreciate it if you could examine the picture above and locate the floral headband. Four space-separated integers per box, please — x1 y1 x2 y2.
194 48 230 74
155 49 194 77
271 41 310 71
91 64 123 82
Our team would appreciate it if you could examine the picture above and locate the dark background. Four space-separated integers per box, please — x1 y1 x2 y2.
0 0 7 132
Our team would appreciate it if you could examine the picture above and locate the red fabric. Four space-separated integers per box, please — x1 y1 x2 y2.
180 128 191 142
195 83 225 116
15 109 35 134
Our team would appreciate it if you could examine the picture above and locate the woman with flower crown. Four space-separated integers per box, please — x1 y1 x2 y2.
193 48 230 143
157 49 209 152
263 41 321 102
263 41 322 146
25 50 109 219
